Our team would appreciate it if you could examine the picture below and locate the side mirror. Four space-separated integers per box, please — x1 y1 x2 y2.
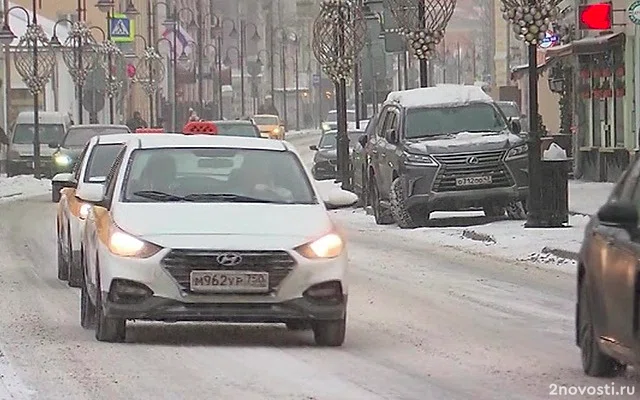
52 172 76 188
358 134 368 147
388 129 397 143
48 142 59 149
511 119 522 135
76 183 105 203
309 145 318 151
597 202 638 233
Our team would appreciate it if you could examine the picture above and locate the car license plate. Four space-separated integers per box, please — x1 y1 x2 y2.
189 271 269 293
455 176 492 186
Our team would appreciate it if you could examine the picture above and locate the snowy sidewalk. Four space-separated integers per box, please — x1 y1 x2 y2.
0 175 51 203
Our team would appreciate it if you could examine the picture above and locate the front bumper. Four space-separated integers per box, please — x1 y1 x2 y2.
97 245 349 322
312 161 337 180
402 155 528 211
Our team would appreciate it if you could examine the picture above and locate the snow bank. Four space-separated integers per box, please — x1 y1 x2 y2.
314 179 358 208
331 208 588 270
0 175 51 203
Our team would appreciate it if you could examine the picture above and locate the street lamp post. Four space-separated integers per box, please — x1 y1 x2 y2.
500 0 560 227
387 0 456 87
273 28 290 129
223 46 244 117
156 37 177 131
202 43 220 118
0 4 56 179
313 0 365 191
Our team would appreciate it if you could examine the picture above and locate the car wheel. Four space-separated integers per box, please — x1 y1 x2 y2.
95 274 126 343
579 281 624 377
286 321 309 331
80 274 96 329
56 223 69 281
6 162 17 177
51 183 62 203
67 228 81 288
506 200 527 220
483 203 506 218
313 315 346 347
390 177 422 229
370 176 393 225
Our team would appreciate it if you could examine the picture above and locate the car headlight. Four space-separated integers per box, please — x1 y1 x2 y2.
505 144 528 160
54 153 72 166
295 232 344 259
403 152 438 167
322 122 330 131
79 203 91 219
108 225 162 258
272 126 282 134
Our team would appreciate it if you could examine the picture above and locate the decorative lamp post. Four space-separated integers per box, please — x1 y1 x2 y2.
313 0 365 190
0 5 56 179
500 0 560 227
156 37 178 131
98 40 124 123
224 46 245 117
202 43 221 119
51 21 98 125
134 45 165 123
236 20 260 117
387 0 456 87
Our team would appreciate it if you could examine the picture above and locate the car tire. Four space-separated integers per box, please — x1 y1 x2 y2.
80 275 96 329
506 200 527 220
95 274 126 343
483 203 506 218
286 321 309 331
579 281 624 377
5 162 17 177
57 224 69 281
313 315 346 347
390 177 422 229
51 183 62 203
370 176 393 225
67 228 81 288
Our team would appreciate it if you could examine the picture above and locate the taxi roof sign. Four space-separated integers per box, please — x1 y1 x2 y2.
182 121 218 135
135 128 164 133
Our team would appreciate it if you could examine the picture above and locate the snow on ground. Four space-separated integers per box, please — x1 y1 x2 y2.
568 180 613 215
0 175 51 203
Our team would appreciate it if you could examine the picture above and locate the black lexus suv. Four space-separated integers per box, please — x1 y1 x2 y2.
365 85 529 228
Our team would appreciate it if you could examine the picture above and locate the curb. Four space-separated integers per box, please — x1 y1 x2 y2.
541 246 579 261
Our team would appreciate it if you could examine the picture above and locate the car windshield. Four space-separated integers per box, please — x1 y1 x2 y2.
497 103 520 118
252 116 278 125
405 103 508 138
122 147 317 204
63 127 129 147
12 124 65 145
215 124 259 137
319 132 362 148
84 144 125 182
326 111 356 122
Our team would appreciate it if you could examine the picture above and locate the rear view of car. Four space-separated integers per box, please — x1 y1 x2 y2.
252 114 284 139
211 120 261 138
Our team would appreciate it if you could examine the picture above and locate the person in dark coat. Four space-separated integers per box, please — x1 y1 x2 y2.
126 111 148 132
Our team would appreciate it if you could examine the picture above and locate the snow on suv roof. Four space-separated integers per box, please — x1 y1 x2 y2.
134 133 289 151
385 85 493 109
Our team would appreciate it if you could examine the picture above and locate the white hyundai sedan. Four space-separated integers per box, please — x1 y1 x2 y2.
78 133 350 345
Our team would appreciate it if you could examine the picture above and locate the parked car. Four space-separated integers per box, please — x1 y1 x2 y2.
251 114 285 139
351 116 378 205
496 101 528 133
576 166 640 376
365 85 528 228
211 120 261 138
50 124 131 185
321 109 357 133
6 111 71 177
310 129 364 180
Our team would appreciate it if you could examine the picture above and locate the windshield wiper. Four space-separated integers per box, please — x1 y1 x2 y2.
133 190 189 202
183 193 278 203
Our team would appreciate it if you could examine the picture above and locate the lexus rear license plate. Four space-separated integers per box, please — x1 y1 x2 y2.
190 271 269 293
455 176 492 186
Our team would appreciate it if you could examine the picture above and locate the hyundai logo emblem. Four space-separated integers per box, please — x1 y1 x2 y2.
466 156 479 165
216 253 243 266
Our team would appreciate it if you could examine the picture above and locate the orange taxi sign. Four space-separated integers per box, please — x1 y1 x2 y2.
135 128 164 133
182 121 218 135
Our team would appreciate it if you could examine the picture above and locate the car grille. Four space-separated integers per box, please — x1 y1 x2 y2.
431 150 512 192
161 249 296 293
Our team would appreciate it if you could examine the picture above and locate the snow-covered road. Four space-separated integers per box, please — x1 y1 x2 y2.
0 133 636 399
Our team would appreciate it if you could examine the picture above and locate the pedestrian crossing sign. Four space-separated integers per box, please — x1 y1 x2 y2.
109 13 134 43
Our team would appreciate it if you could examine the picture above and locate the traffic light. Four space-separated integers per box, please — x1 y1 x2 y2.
578 2 612 30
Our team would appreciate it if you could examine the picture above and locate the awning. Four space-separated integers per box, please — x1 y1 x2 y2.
545 32 625 59
7 1 71 46
510 59 551 80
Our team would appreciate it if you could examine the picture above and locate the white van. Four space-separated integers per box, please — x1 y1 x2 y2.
6 111 71 177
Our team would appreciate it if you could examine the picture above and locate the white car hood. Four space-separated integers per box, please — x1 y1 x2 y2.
112 203 333 250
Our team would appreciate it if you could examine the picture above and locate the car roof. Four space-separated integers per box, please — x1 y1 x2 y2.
252 114 278 118
69 124 130 130
131 133 290 151
324 129 365 134
93 133 139 145
213 120 254 125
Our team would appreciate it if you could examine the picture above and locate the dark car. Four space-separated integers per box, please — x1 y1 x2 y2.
351 117 378 205
497 101 528 133
365 85 528 228
576 167 640 377
212 120 261 138
310 129 364 180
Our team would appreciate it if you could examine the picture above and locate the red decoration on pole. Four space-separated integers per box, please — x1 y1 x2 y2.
127 63 136 79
